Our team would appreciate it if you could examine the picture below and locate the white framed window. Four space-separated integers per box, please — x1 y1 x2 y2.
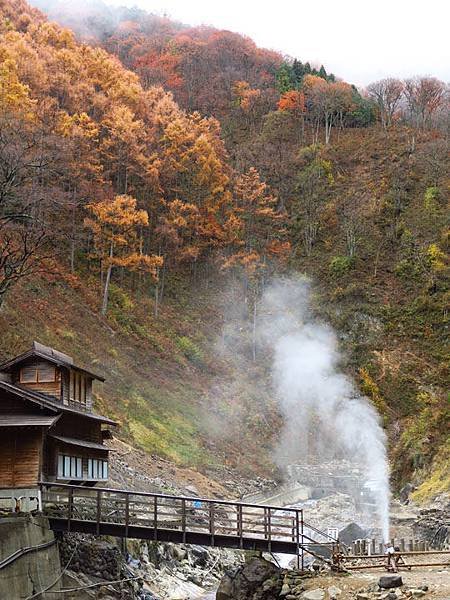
58 454 82 479
87 458 108 480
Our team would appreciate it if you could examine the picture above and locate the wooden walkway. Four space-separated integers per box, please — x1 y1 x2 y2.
40 483 337 566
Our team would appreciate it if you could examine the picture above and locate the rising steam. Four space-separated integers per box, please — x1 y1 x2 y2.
257 276 390 540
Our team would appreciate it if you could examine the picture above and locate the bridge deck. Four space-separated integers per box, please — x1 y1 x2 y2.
40 483 337 564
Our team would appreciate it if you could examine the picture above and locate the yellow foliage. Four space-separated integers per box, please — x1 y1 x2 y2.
359 368 389 418
426 243 447 273
412 439 450 503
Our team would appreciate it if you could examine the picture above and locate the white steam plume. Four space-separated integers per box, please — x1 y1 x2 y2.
258 276 390 540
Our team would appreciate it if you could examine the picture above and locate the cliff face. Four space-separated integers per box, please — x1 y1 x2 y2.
0 514 61 598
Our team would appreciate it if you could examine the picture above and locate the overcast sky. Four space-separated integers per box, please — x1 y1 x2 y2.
104 0 449 86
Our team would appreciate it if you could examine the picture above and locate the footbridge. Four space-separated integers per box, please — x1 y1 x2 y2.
40 483 338 568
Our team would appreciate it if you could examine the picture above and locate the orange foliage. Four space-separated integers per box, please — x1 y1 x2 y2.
277 90 305 113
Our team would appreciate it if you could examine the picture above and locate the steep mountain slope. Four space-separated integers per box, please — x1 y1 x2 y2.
1 0 448 499
0 268 278 473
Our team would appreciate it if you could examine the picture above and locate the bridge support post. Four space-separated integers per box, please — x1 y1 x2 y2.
295 511 300 570
300 510 304 571
237 505 243 549
124 493 129 539
153 497 158 541
209 503 215 546
181 499 186 543
96 490 102 536
68 488 73 533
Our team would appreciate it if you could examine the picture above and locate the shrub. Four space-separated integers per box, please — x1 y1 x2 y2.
176 336 204 366
109 284 134 311
329 255 353 276
395 258 421 280
424 186 440 212
425 243 446 273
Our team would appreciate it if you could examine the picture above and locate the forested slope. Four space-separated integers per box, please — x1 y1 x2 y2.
1 0 448 498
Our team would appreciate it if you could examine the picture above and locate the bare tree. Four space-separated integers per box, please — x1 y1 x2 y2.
0 219 46 309
404 76 447 129
367 78 404 129
337 195 364 258
295 147 333 255
0 112 59 307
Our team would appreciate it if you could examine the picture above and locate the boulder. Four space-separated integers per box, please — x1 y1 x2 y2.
328 586 342 599
379 575 403 589
216 572 234 600
216 557 280 600
191 545 209 566
301 589 325 600
338 523 367 546
399 483 415 504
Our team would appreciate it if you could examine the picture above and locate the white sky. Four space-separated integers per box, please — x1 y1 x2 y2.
106 0 450 86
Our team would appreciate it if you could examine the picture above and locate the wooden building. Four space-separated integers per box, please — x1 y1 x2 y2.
0 342 116 510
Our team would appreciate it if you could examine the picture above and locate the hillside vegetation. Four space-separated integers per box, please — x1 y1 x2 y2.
0 0 448 497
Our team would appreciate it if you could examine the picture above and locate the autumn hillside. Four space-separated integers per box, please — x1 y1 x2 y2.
0 0 448 499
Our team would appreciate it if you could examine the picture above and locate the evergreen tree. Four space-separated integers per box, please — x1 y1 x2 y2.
276 62 295 94
292 59 305 87
319 65 327 80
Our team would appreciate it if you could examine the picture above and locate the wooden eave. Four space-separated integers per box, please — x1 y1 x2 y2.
0 381 116 426
0 414 61 427
0 349 105 382
49 434 109 452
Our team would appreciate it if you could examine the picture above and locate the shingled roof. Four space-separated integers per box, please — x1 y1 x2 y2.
0 341 105 382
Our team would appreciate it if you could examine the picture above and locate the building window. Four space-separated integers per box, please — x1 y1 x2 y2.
87 458 108 480
20 366 38 383
69 370 86 405
58 454 82 479
20 365 56 384
38 365 57 383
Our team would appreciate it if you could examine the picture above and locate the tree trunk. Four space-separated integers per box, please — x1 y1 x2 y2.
70 202 76 274
154 280 159 318
252 296 257 362
159 261 167 304
101 242 114 316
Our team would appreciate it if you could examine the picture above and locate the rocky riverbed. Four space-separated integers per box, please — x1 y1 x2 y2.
214 556 450 600
56 440 448 599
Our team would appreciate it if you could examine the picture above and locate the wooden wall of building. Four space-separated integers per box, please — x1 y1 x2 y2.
51 414 103 444
0 429 42 488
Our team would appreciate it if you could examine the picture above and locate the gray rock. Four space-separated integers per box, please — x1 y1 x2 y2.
409 591 426 598
379 575 403 589
301 589 325 600
399 483 415 504
280 582 291 596
216 573 234 600
216 557 280 600
328 585 342 598
338 523 367 546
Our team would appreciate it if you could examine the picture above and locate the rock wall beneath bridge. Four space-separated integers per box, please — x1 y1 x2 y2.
0 513 61 599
